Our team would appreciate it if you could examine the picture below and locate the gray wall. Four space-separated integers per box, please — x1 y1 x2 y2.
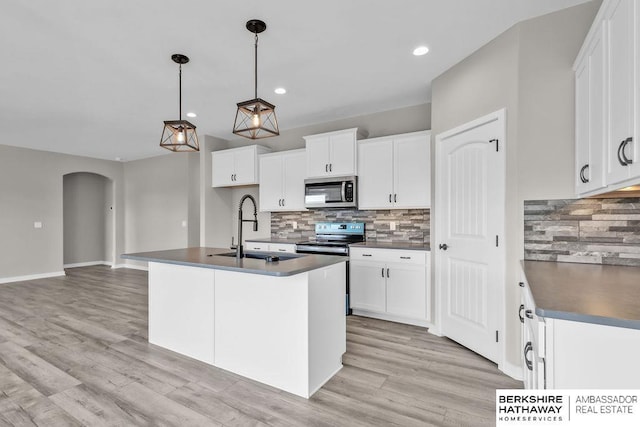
430 1 600 370
123 153 196 257
63 172 110 265
0 144 125 280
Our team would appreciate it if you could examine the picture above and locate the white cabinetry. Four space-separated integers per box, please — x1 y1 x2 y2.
358 131 431 209
212 145 271 187
245 242 296 254
574 21 606 195
304 128 362 178
259 149 306 212
520 269 640 389
350 247 430 326
574 0 640 196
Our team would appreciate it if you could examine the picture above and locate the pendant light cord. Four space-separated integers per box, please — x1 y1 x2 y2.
178 64 182 121
254 32 258 100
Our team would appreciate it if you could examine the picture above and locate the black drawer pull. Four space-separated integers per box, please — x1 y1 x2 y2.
519 304 525 323
524 341 533 371
525 309 533 319
362 254 372 257
518 282 524 288
400 256 411 259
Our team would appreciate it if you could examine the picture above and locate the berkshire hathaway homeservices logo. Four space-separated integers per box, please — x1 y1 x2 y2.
496 390 640 426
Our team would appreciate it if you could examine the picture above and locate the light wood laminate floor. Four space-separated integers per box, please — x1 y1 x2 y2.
0 266 521 426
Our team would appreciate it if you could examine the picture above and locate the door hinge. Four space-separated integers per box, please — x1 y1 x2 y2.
496 330 499 342
495 235 499 247
490 138 499 152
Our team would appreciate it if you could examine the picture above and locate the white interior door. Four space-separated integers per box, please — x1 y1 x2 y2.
435 110 506 364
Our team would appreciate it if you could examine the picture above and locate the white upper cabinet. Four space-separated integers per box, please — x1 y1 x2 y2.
574 0 640 196
358 131 431 210
304 128 362 178
574 21 606 195
212 145 271 187
258 149 306 212
605 0 634 185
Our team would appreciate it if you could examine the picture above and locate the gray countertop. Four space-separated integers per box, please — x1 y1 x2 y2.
521 260 640 330
350 242 430 251
122 247 346 277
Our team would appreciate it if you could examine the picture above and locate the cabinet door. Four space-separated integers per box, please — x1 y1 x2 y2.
576 25 607 196
233 147 258 185
212 151 235 187
350 262 386 312
282 151 306 211
385 263 427 320
305 136 330 178
606 0 634 185
328 131 356 176
357 139 394 209
393 133 430 208
259 154 284 212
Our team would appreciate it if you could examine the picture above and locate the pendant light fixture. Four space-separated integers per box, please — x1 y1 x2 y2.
160 54 199 152
232 19 279 139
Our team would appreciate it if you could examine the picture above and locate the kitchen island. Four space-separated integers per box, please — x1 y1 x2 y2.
122 247 347 398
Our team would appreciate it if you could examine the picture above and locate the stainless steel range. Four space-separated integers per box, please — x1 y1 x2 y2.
296 222 365 315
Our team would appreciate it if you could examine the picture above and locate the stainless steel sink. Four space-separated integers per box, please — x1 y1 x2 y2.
214 252 302 261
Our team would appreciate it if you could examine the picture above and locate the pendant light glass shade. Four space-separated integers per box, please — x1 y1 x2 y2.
233 20 279 139
161 54 199 152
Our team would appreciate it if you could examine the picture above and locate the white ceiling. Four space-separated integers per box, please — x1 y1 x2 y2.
0 0 590 161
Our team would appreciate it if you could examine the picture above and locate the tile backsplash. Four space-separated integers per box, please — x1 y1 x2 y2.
524 198 640 266
271 209 430 245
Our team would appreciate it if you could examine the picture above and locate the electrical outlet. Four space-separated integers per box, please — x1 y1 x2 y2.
292 221 297 229
34 221 43 229
390 221 396 231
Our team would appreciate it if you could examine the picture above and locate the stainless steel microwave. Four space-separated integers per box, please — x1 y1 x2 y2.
304 176 357 209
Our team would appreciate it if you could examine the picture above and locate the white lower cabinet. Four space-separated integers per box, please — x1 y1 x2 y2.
350 247 430 327
520 270 640 389
245 242 296 254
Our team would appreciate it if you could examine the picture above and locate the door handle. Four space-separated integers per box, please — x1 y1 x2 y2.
621 137 634 165
439 243 448 250
519 304 525 323
579 164 589 183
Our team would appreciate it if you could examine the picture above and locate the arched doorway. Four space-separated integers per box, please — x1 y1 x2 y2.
63 172 115 267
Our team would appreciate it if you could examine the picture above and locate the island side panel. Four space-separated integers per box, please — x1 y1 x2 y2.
148 262 215 365
308 261 347 396
213 270 310 398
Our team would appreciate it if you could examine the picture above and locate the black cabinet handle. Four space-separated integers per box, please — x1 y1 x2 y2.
524 341 533 371
621 137 634 165
518 282 524 288
325 164 328 172
386 268 390 278
519 304 525 323
525 309 533 319
381 268 384 277
329 163 332 172
282 199 285 206
394 194 397 203
389 194 392 203
579 164 589 183
400 256 411 260
618 140 628 166
439 243 448 250
362 254 372 257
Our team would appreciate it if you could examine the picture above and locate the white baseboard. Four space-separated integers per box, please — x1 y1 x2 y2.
0 271 66 285
500 360 524 381
63 261 112 268
112 263 148 271
351 309 432 329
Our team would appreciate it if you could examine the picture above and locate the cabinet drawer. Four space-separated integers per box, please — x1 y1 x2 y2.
268 243 296 253
245 242 268 252
350 247 426 265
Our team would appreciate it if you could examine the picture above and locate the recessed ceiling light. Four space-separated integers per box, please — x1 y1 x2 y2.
413 46 429 56
274 87 287 95
186 112 197 118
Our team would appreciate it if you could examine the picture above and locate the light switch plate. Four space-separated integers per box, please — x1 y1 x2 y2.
292 221 297 229
34 221 43 229
390 221 396 231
